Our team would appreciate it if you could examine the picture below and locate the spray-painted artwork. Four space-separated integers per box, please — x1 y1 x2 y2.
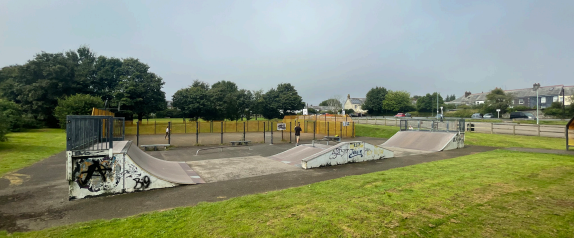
302 141 394 169
73 156 122 193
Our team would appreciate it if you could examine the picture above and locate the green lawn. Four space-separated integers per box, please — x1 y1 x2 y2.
355 124 400 139
355 124 565 149
0 129 66 177
5 150 574 237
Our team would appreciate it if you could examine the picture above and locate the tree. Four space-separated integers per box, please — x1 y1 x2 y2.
382 90 413 113
261 88 281 119
114 58 166 122
307 108 318 114
54 94 104 128
362 87 388 115
251 89 265 119
483 88 513 114
0 99 24 136
344 108 355 114
172 80 210 120
275 83 305 116
319 99 342 107
92 56 123 103
416 93 444 113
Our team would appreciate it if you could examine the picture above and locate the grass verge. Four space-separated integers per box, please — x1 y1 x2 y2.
0 129 66 177
5 150 574 237
355 124 400 139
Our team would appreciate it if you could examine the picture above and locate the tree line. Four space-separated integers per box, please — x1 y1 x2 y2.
172 80 304 121
0 46 306 141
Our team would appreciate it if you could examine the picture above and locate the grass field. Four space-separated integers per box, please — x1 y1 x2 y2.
5 150 574 237
0 129 66 177
355 124 565 149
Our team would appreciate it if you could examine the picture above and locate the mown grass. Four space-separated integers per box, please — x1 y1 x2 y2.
355 124 400 139
0 129 66 177
5 150 574 237
464 132 565 150
355 124 564 149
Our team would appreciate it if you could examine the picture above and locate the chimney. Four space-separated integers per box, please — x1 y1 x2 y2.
464 91 471 97
347 94 350 99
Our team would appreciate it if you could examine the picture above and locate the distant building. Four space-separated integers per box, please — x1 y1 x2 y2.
448 85 574 108
344 94 367 114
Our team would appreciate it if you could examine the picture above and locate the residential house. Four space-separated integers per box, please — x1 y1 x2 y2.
344 94 367 114
448 85 574 108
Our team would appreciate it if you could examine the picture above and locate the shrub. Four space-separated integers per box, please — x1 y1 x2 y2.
444 109 479 118
54 94 104 128
0 99 24 132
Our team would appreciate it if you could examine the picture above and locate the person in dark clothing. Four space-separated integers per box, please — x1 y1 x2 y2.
294 122 302 146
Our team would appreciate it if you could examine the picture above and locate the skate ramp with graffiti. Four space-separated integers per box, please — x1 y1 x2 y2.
269 141 393 169
68 141 204 200
268 144 332 167
381 131 464 152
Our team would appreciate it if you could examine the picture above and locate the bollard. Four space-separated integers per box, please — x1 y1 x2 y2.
270 122 274 145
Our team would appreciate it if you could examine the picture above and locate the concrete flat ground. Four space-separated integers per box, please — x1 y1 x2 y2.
0 137 495 233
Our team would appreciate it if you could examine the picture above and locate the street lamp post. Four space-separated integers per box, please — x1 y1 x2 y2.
533 83 540 125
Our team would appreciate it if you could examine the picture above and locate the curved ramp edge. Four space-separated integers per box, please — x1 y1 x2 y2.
301 141 394 169
126 143 199 184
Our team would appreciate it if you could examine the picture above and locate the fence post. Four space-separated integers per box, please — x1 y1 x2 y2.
196 121 199 145
136 121 139 146
395 119 397 127
375 118 377 125
290 122 292 143
168 122 171 145
340 122 343 138
243 122 246 141
154 120 156 134
263 122 266 143
313 121 316 140
221 122 223 145
185 120 186 134
328 122 330 137
352 122 355 137
270 122 273 145
513 125 515 135
491 123 493 134
538 124 541 137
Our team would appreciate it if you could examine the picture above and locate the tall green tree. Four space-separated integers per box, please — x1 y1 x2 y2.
92 56 123 103
362 87 388 115
54 94 104 128
172 80 210 120
114 58 166 122
261 88 281 119
416 93 444 112
483 88 513 114
382 90 413 113
276 83 305 116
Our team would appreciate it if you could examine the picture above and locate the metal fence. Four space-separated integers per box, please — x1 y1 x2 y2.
66 116 125 151
399 119 465 132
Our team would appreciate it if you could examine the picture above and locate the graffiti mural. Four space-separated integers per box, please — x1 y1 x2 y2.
302 141 394 169
73 156 122 192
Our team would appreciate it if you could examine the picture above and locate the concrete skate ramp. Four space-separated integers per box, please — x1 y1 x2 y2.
268 144 331 166
127 144 198 184
269 141 394 169
382 131 462 151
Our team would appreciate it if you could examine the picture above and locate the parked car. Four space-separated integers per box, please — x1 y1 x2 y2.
405 113 412 118
394 113 406 117
483 113 493 118
510 112 536 120
471 113 483 119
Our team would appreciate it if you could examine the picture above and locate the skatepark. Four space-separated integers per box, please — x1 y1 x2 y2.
0 114 487 232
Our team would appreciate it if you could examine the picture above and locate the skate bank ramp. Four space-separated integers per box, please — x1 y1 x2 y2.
69 141 204 200
270 141 393 169
381 131 464 151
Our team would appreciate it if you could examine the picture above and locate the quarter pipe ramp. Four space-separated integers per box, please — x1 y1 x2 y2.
381 131 464 151
68 141 204 200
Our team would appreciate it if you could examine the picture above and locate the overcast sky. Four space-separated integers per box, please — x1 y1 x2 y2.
1 0 573 105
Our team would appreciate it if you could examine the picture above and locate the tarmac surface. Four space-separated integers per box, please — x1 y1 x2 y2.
1 137 495 232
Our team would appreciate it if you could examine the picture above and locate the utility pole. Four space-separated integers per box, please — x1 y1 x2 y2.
533 83 540 125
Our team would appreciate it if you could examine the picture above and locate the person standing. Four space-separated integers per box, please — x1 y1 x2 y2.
165 126 169 140
294 122 302 146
